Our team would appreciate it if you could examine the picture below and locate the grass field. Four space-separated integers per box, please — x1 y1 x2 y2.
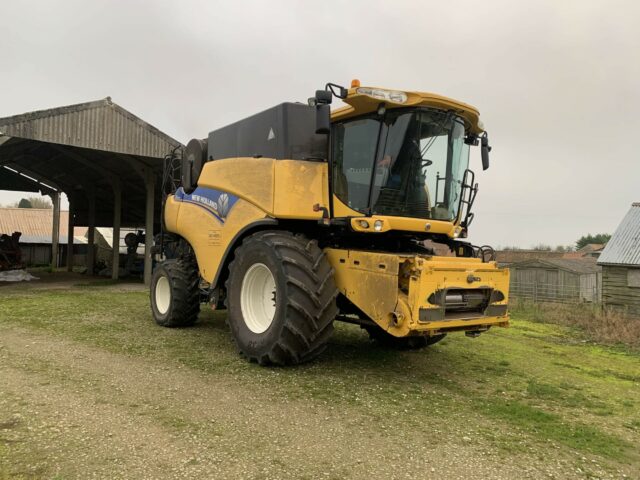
1 279 639 479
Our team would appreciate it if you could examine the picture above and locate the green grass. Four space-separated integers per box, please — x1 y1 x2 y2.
477 398 626 459
1 288 639 469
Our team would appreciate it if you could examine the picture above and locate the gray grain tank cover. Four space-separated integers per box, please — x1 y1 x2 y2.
207 103 328 162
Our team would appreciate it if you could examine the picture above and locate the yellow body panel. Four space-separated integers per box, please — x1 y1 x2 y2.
273 160 328 219
165 194 270 283
196 157 329 220
199 157 275 212
332 195 365 218
165 158 330 282
333 197 460 236
349 215 459 236
326 248 509 337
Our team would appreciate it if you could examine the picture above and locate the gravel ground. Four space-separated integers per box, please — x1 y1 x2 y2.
1 279 637 479
1 327 589 480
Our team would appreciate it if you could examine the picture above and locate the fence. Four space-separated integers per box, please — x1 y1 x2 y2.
509 281 601 305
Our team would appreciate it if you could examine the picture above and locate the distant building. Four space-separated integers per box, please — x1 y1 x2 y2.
597 203 640 315
495 249 565 267
0 208 87 267
563 243 606 260
509 257 602 303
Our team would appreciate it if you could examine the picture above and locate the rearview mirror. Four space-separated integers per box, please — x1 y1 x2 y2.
481 133 491 171
313 90 332 135
315 104 331 134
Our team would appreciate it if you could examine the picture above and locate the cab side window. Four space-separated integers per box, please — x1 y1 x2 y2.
332 118 380 212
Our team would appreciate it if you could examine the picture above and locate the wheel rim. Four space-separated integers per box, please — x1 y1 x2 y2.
240 263 277 334
155 275 171 315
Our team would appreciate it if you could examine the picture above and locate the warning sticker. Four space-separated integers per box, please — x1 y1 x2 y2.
208 230 222 246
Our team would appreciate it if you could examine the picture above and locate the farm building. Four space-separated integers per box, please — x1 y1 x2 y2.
0 97 182 283
0 207 146 275
0 207 87 267
597 203 640 315
509 257 601 303
495 249 565 267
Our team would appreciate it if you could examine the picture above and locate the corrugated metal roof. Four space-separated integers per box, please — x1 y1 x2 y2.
510 257 601 274
598 203 640 266
19 234 87 245
0 98 181 157
0 208 88 241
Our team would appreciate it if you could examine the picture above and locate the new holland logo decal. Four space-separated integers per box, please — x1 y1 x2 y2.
175 187 239 223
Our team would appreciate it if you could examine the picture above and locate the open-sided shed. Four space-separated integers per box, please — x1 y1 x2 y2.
0 98 182 282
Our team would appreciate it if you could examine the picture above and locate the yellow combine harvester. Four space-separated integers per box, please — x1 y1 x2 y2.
150 80 510 365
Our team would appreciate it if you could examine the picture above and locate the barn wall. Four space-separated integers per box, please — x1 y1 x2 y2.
510 265 581 301
579 273 600 302
20 244 51 266
510 263 602 302
602 266 640 315
19 244 88 267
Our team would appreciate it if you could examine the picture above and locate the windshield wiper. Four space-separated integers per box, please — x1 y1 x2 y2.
419 110 454 157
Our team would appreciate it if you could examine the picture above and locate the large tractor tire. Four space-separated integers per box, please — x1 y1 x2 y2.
365 326 446 350
226 231 338 366
150 259 200 327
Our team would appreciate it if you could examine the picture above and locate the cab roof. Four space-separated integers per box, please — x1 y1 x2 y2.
331 86 484 134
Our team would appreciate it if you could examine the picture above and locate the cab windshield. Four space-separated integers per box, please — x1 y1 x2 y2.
332 109 470 221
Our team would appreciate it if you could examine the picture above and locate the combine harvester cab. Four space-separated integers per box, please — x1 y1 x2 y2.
151 80 510 365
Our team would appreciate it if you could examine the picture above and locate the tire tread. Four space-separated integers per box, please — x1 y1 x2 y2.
227 230 338 365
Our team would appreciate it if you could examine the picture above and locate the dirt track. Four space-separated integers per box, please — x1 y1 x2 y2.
1 282 638 479
1 327 546 480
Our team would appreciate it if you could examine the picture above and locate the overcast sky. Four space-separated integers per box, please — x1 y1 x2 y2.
1 0 639 248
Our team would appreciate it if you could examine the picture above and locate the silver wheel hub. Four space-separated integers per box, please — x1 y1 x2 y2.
240 263 277 334
155 275 171 314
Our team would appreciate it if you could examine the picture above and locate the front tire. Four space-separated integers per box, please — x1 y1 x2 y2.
150 259 200 327
226 231 338 366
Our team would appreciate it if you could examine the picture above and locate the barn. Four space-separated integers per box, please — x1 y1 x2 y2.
597 203 640 315
0 97 182 283
0 207 87 267
509 257 602 303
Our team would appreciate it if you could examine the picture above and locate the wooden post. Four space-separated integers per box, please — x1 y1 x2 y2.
144 168 155 285
87 190 96 275
67 201 74 272
50 192 61 269
112 185 122 280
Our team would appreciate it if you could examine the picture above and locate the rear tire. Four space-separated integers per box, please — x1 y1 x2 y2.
365 326 446 350
150 259 200 327
226 231 338 366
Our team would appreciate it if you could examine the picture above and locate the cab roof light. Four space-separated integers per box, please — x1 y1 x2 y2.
356 87 408 104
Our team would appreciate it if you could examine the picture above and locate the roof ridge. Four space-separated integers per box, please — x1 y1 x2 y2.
0 98 110 127
597 203 640 266
0 98 183 150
